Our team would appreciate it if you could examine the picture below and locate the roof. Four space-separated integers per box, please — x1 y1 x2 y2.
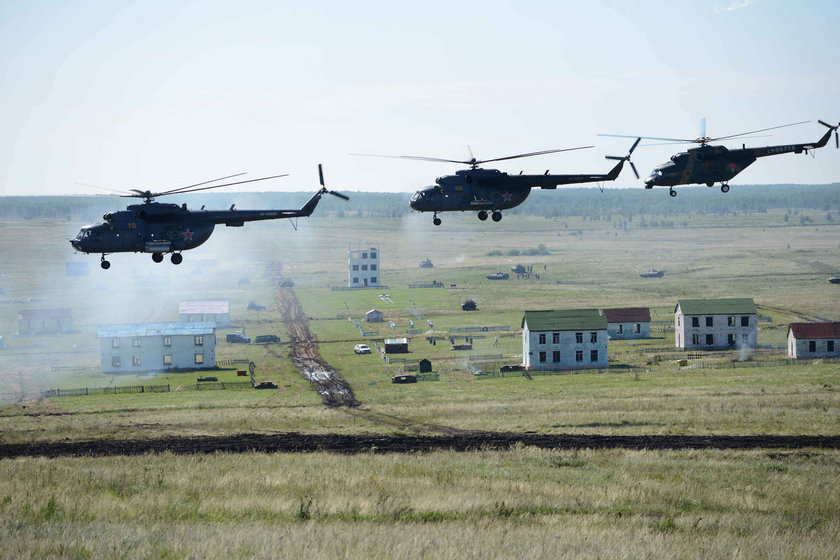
19 308 73 320
522 309 607 331
600 307 651 323
384 338 408 344
675 298 756 315
788 322 840 340
98 321 216 338
178 300 229 314
366 309 383 315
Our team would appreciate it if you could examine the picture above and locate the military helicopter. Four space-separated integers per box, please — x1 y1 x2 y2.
600 119 839 197
357 140 640 225
70 165 348 269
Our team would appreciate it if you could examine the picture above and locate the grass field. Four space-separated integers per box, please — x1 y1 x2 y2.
1 203 839 558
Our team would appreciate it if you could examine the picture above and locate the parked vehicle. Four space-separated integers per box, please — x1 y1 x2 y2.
247 301 266 310
226 333 251 344
254 334 281 344
354 344 371 354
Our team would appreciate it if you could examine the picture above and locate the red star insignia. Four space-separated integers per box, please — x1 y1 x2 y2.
183 229 194 240
502 192 513 202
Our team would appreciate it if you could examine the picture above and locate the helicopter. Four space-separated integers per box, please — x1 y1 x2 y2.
70 165 348 269
357 140 640 225
600 119 839 197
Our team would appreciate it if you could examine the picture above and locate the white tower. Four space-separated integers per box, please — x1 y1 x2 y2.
348 247 380 288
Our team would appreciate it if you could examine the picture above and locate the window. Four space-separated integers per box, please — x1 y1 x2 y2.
539 351 547 363
112 338 120 348
195 353 204 364
371 277 377 284
194 336 203 346
538 333 546 344
575 350 583 362
634 323 641 334
575 332 583 344
362 252 368 259
691 334 700 345
808 340 816 352
617 324 624 334
552 332 559 344
361 264 368 270
590 332 597 343
163 336 172 347
728 316 736 326
705 317 713 327
371 265 377 271
163 354 172 366
828 341 835 352
552 350 560 363
727 334 735 346
352 277 359 284
677 316 681 327
590 350 598 362
691 317 699 328
706 334 714 346
370 252 377 259
741 316 750 327
111 356 121 367
352 264 359 271
132 356 141 367
132 337 141 348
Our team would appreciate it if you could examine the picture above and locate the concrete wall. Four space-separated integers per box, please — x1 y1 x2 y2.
675 312 757 350
348 247 380 287
607 321 650 340
787 330 839 359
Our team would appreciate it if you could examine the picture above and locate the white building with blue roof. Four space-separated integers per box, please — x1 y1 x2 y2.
97 321 216 373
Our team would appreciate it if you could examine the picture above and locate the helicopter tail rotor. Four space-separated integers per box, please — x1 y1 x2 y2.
605 137 641 179
818 120 840 149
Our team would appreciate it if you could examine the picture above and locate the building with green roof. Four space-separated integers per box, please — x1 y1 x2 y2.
674 298 757 350
522 309 608 370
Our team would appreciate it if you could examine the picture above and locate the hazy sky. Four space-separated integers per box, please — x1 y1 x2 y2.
1 0 838 197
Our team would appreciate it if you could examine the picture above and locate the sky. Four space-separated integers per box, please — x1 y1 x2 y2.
1 0 839 197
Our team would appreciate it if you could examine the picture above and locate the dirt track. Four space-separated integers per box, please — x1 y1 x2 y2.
1 433 838 459
275 287 359 408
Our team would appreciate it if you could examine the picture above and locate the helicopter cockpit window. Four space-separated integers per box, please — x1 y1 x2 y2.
410 192 422 202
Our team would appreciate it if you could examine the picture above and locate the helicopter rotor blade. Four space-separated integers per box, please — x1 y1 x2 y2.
166 172 248 194
700 118 707 140
153 174 289 198
318 164 325 187
629 137 641 155
327 190 350 201
599 133 697 143
479 146 593 165
630 161 639 180
711 120 810 142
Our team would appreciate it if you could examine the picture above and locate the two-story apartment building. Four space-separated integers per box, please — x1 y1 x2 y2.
674 298 757 350
98 321 216 373
522 309 608 370
348 247 380 288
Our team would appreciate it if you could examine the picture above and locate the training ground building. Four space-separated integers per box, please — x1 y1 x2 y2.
348 247 380 288
178 300 230 327
521 309 608 370
18 308 74 335
599 307 651 340
787 322 840 359
97 321 216 373
674 298 757 350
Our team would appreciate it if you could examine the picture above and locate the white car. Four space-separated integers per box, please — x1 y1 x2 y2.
354 344 371 354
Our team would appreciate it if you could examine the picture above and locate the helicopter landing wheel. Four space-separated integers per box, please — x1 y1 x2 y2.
100 258 110 270
721 184 730 193
491 211 502 222
171 253 183 265
432 216 442 226
152 253 164 263
669 189 677 198
477 210 488 221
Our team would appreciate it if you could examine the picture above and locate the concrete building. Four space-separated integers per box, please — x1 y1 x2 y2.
384 337 409 353
787 322 840 359
599 307 651 340
97 321 216 374
522 309 608 370
674 298 757 350
348 247 380 288
179 300 230 327
18 308 74 335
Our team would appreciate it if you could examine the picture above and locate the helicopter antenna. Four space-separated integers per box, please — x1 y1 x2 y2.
352 146 593 170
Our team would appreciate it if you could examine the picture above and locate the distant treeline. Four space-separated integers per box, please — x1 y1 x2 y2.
1 184 838 221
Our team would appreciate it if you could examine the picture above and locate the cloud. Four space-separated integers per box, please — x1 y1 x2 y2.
714 0 755 14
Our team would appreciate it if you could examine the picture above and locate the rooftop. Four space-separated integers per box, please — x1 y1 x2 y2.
675 298 756 315
600 307 652 323
522 309 607 331
98 321 216 338
788 322 840 339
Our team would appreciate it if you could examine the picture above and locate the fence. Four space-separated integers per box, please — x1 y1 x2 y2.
474 365 642 380
50 365 92 372
43 384 171 398
177 381 254 392
450 326 511 333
